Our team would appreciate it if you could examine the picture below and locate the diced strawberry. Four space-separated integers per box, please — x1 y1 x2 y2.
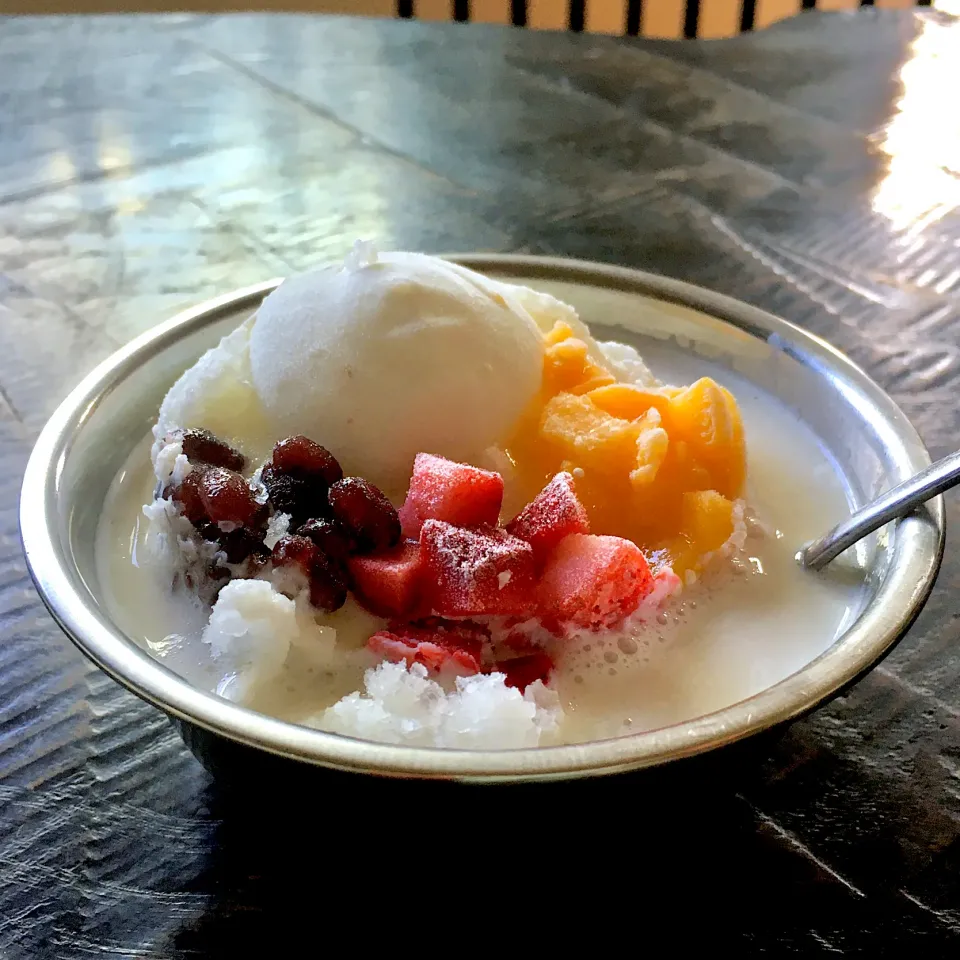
371 636 479 674
420 520 537 618
368 618 488 675
493 652 554 692
398 453 504 539
503 629 538 652
506 471 590 564
348 541 423 618
538 534 654 631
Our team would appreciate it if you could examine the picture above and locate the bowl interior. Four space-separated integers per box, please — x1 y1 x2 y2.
27 258 944 781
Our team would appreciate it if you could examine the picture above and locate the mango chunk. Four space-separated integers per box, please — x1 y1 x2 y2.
629 409 669 488
681 490 735 553
544 321 575 347
587 383 673 421
666 490 737 575
668 378 745 497
543 331 616 396
505 323 747 572
540 393 642 476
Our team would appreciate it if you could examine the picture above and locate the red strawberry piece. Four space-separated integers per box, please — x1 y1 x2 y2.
348 541 423 618
493 652 554 692
538 534 653 631
502 629 539 652
419 520 537 618
368 618 488 675
398 453 504 539
506 471 590 564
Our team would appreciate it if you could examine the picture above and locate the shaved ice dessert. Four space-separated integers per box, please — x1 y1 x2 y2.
97 243 862 749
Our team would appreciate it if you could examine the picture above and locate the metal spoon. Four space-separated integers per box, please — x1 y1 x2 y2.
798 450 960 571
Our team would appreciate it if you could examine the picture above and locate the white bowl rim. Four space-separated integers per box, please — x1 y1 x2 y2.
19 254 945 781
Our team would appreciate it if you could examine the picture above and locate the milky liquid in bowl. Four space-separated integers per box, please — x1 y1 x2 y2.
95 326 868 745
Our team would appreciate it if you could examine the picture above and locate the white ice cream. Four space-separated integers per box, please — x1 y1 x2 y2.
154 243 553 491
248 245 546 488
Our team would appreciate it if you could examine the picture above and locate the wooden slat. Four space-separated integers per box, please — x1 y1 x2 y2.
756 0 887 30
470 0 512 21
815 0 862 10
527 0 570 29
641 0 686 37
0 0 399 11
754 0 801 30
585 0 628 33
0 0 923 36
416 0 452 19
698 0 743 37
347 0 400 10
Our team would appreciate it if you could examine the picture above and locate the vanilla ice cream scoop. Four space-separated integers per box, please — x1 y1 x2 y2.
246 245 545 488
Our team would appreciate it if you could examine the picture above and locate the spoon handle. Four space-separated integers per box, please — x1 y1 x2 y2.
798 450 960 571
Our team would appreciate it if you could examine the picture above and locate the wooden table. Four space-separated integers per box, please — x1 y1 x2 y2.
2 10 958 954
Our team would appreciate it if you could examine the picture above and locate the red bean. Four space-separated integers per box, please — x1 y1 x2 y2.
181 428 245 472
327 477 400 554
272 436 342 485
200 467 264 528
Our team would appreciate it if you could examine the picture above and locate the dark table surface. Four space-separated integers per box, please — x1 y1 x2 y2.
2 8 960 955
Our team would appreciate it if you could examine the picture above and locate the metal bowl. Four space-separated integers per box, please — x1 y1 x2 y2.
19 256 945 783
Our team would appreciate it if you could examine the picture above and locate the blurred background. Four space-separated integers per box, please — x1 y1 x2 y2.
2 0 952 40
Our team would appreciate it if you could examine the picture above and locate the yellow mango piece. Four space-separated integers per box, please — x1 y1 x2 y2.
681 490 735 555
663 491 736 574
543 336 615 396
506 325 748 574
669 377 738 447
587 383 673 421
568 373 618 396
668 378 746 497
544 320 574 347
543 338 588 394
629 409 669 487
539 392 640 475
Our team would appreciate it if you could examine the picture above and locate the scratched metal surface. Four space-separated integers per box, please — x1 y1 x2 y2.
2 8 959 954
